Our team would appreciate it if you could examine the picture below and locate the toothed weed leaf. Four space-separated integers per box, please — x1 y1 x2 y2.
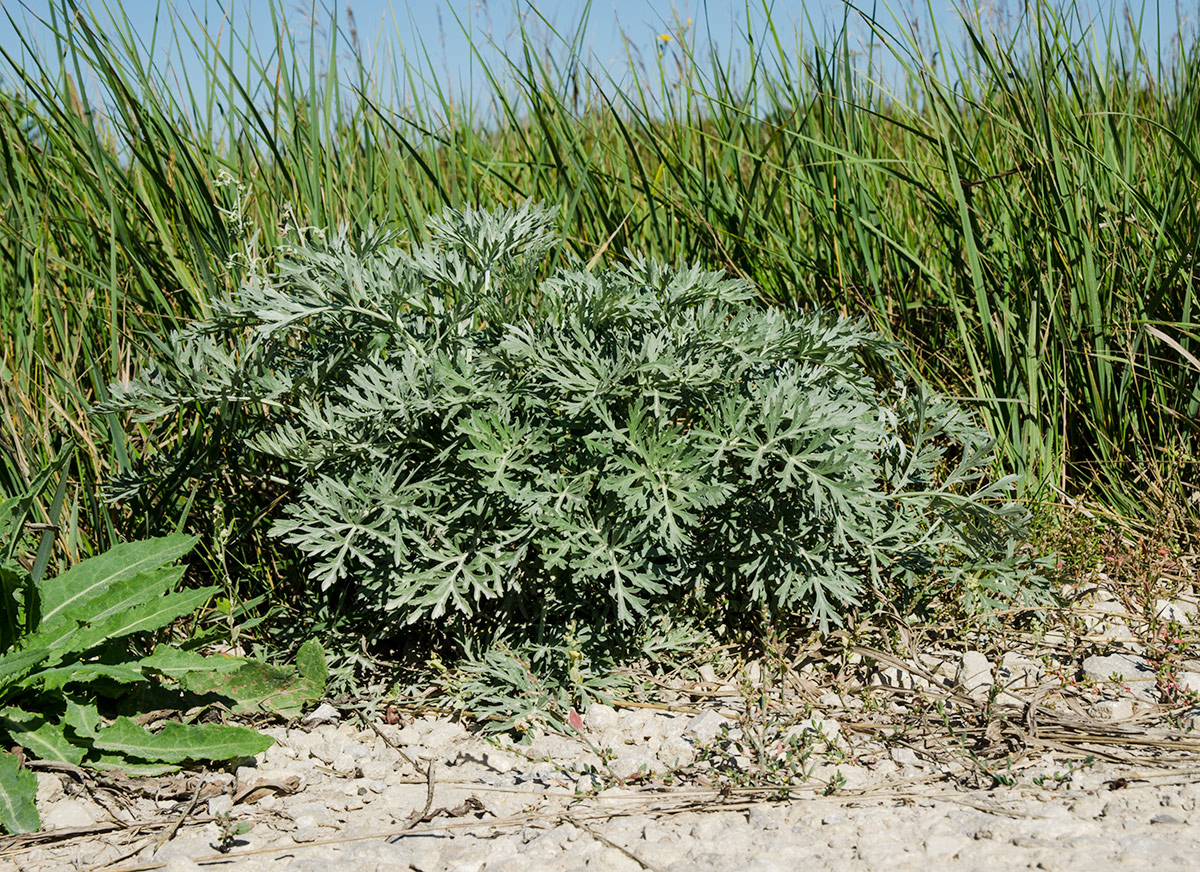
0 495 281 829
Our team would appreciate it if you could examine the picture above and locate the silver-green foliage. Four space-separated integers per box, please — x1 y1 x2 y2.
109 204 1047 637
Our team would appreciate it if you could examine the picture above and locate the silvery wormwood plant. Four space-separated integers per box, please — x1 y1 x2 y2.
102 202 1049 649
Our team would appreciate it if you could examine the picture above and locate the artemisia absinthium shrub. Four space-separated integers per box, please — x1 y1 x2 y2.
106 203 1048 649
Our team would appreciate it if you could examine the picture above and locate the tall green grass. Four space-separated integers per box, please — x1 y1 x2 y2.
1 0 1197 567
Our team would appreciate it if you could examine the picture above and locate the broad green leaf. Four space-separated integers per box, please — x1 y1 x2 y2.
0 752 38 834
137 646 248 679
296 639 328 689
179 640 325 719
183 658 321 720
16 622 79 661
39 535 196 629
84 753 179 777
91 717 272 763
64 698 101 739
59 566 186 628
65 586 215 653
0 645 58 691
38 663 146 691
0 707 86 766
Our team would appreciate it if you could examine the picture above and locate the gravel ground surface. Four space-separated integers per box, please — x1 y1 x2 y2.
3 585 1199 871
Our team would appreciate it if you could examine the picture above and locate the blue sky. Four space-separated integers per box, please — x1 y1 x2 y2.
0 1 824 86
0 1 1189 114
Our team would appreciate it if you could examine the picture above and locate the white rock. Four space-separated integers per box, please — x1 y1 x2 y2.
263 743 298 764
35 772 64 805
956 651 994 699
682 710 729 744
925 832 972 858
1042 630 1069 648
609 750 659 781
42 799 97 830
584 703 620 733
289 800 334 823
657 735 696 768
525 733 580 761
691 815 735 841
658 714 688 740
207 795 234 817
1089 600 1130 618
1093 620 1138 644
994 651 1044 705
152 839 204 863
395 724 422 745
596 786 638 805
889 747 921 767
1081 601 1141 647
874 665 919 691
857 838 910 866
421 721 468 749
1155 598 1197 625
1081 653 1159 701
810 763 870 791
1088 699 1134 720
592 846 643 872
331 751 357 773
596 728 625 752
359 760 390 781
1175 671 1200 695
698 664 719 684
747 806 778 829
617 710 650 741
918 653 955 682
641 714 673 742
281 729 317 758
996 652 1043 690
479 750 518 774
302 702 341 725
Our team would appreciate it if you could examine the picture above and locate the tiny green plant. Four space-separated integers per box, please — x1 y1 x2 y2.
822 769 847 796
106 204 1051 679
212 811 254 853
1032 756 1095 790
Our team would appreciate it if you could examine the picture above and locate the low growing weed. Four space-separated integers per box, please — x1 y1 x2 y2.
0 474 275 833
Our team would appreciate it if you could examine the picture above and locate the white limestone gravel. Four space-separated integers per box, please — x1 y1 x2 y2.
5 689 1198 872
5 586 1200 872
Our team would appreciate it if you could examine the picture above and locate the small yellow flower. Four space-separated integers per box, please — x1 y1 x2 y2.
658 32 673 43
